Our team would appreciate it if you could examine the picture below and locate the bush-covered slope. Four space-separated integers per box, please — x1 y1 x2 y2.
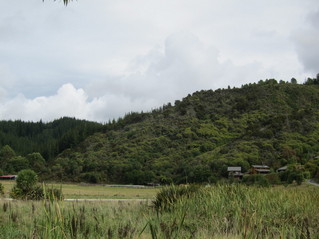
52 80 319 184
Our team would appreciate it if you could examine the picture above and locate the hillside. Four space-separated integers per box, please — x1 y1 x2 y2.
0 117 103 160
51 79 319 184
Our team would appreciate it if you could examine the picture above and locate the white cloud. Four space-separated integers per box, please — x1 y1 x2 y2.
0 83 159 122
0 0 318 122
1 32 266 122
293 10 319 74
88 31 267 96
0 84 88 122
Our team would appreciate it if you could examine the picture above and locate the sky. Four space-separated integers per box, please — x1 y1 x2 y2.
0 0 318 123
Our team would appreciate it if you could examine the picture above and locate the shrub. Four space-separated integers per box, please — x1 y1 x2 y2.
10 186 24 199
11 184 63 200
280 164 309 185
153 184 201 212
16 169 38 192
80 172 102 184
287 171 304 185
43 186 64 201
10 184 41 200
265 173 281 185
10 169 63 200
0 183 4 195
242 174 269 187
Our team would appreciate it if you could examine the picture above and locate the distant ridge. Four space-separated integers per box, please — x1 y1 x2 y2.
1 78 319 184
51 78 319 184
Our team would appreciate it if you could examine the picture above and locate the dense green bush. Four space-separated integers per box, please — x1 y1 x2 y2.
10 169 63 200
279 164 311 185
16 169 38 192
10 169 38 200
80 172 102 184
287 171 304 185
242 174 270 187
153 184 201 212
265 173 281 185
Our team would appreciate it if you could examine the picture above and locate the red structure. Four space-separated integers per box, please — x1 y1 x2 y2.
0 175 17 180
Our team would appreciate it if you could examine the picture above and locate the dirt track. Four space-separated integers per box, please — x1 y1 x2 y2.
64 198 149 202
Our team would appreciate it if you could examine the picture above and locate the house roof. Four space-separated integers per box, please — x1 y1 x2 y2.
277 166 288 171
252 165 269 169
255 169 270 173
0 175 17 178
227 167 241 172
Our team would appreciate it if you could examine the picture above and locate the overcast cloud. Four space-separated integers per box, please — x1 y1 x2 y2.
0 0 318 122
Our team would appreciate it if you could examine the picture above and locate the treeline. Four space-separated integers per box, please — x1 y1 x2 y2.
0 145 46 176
0 117 103 161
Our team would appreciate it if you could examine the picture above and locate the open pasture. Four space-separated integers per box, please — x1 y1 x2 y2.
0 180 159 199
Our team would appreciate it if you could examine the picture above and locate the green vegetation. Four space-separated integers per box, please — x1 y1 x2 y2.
0 117 103 161
52 79 319 184
153 184 200 212
242 174 270 187
0 182 4 195
1 79 319 184
0 184 318 238
10 170 63 200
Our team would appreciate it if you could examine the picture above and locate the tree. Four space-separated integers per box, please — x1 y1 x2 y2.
26 152 46 174
287 171 304 185
11 169 63 200
290 78 297 84
9 156 29 173
0 145 16 171
10 169 38 199
16 169 38 192
283 164 307 185
44 0 71 5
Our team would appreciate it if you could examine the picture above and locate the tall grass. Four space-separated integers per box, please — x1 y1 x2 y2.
149 184 319 238
0 199 150 238
0 184 318 238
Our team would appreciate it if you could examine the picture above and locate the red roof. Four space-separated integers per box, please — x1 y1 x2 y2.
0 175 17 178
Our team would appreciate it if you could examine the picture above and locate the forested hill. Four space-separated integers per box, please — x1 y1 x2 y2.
51 79 319 184
0 117 103 160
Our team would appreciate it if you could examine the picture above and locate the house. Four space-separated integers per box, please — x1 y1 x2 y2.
227 167 243 179
250 165 270 174
0 175 17 180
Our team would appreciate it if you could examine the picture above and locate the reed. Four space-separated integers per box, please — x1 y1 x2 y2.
0 184 318 238
149 184 319 238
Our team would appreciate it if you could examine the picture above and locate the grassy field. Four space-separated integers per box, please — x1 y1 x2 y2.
0 180 159 199
0 183 318 238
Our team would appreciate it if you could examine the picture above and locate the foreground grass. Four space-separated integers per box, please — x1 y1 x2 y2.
0 184 318 238
151 184 319 238
0 181 159 199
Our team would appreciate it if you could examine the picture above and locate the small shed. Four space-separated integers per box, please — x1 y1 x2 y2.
251 165 270 174
0 175 17 180
227 167 243 179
